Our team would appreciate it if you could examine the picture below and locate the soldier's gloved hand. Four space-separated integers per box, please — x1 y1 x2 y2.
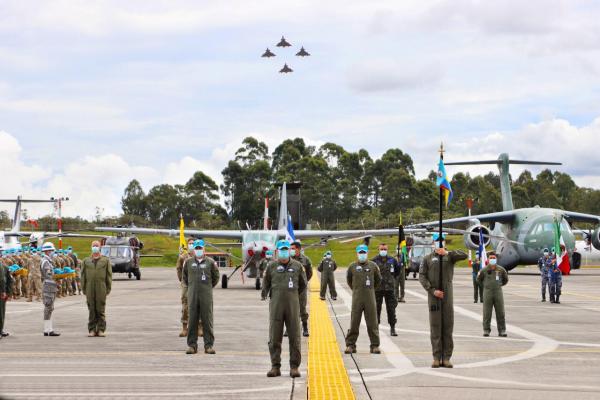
433 290 444 299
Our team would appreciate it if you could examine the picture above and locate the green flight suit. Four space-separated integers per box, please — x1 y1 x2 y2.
419 250 467 361
1 263 14 334
293 254 312 323
345 260 381 349
317 257 337 299
477 265 508 335
262 259 307 369
81 255 112 333
183 256 220 350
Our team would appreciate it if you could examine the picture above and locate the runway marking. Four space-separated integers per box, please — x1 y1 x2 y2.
308 273 355 399
0 371 271 378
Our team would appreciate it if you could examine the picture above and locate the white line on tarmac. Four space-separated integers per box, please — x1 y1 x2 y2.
0 371 268 378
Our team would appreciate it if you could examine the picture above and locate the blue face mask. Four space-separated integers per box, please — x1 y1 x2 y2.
188 244 194 251
290 249 297 257
91 246 100 254
194 249 204 258
358 253 368 263
379 250 387 257
326 254 331 259
278 249 290 260
489 258 497 266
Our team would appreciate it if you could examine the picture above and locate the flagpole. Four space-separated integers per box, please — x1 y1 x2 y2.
438 143 445 361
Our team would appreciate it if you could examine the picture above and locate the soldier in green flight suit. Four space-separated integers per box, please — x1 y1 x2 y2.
81 241 112 337
291 241 312 337
317 250 337 301
182 239 220 355
262 239 307 378
0 256 13 338
477 252 509 337
345 244 382 354
419 233 467 368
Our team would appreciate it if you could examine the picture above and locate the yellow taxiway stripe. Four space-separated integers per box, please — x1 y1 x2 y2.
308 274 355 400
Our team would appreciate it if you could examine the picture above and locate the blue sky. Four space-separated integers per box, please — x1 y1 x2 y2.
1 0 599 219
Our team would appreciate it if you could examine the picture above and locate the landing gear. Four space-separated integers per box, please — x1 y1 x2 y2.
222 274 228 289
133 268 141 280
128 272 132 279
255 277 261 290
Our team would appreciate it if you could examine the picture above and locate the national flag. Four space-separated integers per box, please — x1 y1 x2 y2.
436 158 453 207
26 219 39 229
478 229 487 268
398 224 408 264
553 218 570 275
285 214 296 243
179 215 186 253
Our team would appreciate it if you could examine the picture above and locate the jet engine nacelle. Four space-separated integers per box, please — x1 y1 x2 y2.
463 224 491 250
591 227 600 251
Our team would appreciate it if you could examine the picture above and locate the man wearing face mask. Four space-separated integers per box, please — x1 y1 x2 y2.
258 250 273 282
472 251 484 303
262 240 307 378
419 233 467 368
476 252 508 337
177 238 200 338
182 240 219 355
537 248 551 302
317 250 337 301
41 242 60 336
81 241 112 337
372 243 399 336
291 241 312 337
345 244 382 354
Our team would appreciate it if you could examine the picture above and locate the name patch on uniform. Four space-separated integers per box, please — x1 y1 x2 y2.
287 268 294 272
356 266 363 272
276 266 285 272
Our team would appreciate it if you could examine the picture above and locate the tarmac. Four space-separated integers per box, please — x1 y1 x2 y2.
1 265 599 399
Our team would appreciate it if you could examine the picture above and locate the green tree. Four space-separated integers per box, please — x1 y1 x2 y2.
121 179 147 217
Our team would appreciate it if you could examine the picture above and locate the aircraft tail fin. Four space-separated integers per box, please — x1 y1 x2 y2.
445 154 561 211
0 197 58 232
277 183 288 231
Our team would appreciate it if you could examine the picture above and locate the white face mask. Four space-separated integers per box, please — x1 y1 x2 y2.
326 254 331 259
379 250 388 257
194 249 204 258
489 258 497 266
290 249 297 257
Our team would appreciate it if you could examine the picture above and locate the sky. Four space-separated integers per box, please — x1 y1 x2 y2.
1 0 600 220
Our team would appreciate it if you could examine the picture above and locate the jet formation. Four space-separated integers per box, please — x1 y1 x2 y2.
261 35 310 74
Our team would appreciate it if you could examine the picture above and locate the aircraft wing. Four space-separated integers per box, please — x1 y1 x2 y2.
94 227 244 240
561 211 600 224
407 210 518 228
5 232 106 239
293 229 398 239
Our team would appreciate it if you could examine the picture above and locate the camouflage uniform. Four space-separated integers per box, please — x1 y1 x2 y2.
548 261 563 304
27 253 43 301
41 254 59 333
538 256 551 301
372 255 399 328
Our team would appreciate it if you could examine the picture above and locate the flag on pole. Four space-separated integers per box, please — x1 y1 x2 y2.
285 214 296 243
179 215 186 253
478 229 487 268
436 158 453 207
554 218 571 275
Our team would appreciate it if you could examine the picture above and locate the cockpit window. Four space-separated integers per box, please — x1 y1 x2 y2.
100 246 131 258
531 220 571 235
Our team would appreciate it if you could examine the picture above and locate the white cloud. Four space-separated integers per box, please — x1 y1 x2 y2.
348 62 442 93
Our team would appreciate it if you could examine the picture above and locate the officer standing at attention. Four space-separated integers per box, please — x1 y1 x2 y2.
345 244 382 354
538 248 551 302
548 256 563 304
317 250 337 301
41 242 60 336
177 238 198 338
258 250 273 279
419 233 467 368
0 254 13 338
182 240 219 355
476 252 508 337
395 246 406 303
262 240 307 378
291 241 312 337
472 251 484 303
372 243 399 336
81 241 112 337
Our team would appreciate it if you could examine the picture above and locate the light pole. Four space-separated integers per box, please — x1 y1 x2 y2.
51 197 69 249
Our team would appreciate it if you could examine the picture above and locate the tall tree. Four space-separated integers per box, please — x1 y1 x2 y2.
121 179 147 217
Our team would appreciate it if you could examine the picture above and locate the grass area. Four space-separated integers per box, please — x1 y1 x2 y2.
42 232 468 268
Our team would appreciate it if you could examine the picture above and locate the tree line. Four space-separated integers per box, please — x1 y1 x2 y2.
114 136 600 230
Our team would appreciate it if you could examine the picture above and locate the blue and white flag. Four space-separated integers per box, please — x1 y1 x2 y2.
478 229 487 268
286 214 296 243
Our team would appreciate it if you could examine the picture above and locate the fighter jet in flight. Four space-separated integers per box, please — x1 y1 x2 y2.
279 64 293 73
276 36 291 47
261 48 276 58
295 47 310 57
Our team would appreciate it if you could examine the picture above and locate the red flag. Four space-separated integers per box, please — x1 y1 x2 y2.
27 219 39 229
558 245 571 275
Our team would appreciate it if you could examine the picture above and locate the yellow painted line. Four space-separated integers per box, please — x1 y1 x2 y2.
308 274 355 400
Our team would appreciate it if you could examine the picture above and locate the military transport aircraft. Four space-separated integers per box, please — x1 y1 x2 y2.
411 153 600 271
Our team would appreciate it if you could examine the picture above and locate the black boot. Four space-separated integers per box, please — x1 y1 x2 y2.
390 325 398 337
302 321 309 337
555 295 560 304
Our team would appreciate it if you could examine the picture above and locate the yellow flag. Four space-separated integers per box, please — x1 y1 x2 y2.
179 215 186 252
